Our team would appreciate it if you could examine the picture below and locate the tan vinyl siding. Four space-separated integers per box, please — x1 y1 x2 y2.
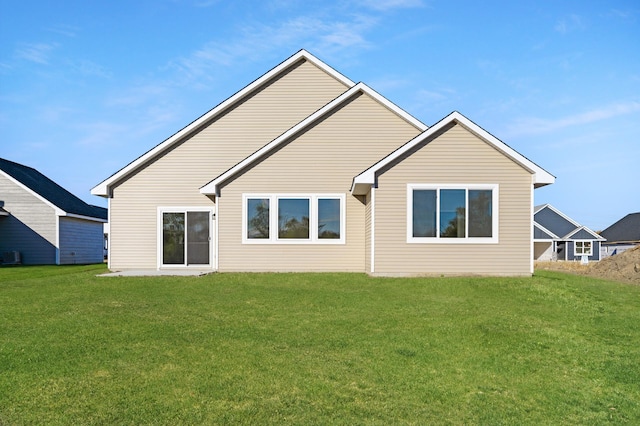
218 93 421 272
109 60 350 270
59 217 104 264
0 174 57 264
374 123 534 276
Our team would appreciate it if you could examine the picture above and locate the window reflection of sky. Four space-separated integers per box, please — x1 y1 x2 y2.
439 189 465 234
278 198 309 222
318 198 340 236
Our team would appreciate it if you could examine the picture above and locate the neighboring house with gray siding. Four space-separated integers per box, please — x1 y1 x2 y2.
0 158 107 265
92 50 554 276
599 212 640 257
534 204 605 262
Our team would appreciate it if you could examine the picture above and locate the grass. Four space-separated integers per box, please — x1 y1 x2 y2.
1 265 639 424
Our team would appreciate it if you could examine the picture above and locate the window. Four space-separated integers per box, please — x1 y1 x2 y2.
278 198 310 239
247 198 270 239
574 241 592 256
159 209 212 266
244 194 345 244
408 184 498 243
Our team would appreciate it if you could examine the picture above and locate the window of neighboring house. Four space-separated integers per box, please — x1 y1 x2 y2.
408 184 498 243
574 241 592 256
244 194 345 244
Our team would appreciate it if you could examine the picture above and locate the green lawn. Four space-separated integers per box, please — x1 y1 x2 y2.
1 265 639 424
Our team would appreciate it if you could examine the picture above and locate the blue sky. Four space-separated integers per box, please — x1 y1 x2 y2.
1 0 638 231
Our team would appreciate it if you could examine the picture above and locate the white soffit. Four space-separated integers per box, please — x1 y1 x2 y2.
91 50 355 197
351 111 555 195
200 82 426 195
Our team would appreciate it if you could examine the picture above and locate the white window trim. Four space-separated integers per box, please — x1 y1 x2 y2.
574 240 593 256
242 193 346 244
407 184 499 244
157 206 215 269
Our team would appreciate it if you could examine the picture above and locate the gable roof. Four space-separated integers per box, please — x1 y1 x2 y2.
564 226 605 241
351 111 555 195
199 82 428 196
534 222 559 240
91 49 357 197
534 204 603 241
534 203 581 230
600 212 640 243
0 158 107 221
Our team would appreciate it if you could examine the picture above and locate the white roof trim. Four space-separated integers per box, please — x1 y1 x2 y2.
91 50 355 197
533 222 560 240
563 225 606 241
0 169 66 216
63 212 108 223
351 111 555 195
200 82 427 196
534 203 583 229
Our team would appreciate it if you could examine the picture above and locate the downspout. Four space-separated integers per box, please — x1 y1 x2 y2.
107 197 112 270
370 186 375 274
215 197 219 271
55 214 60 265
530 177 534 275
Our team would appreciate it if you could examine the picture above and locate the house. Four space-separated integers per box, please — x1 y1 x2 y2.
533 204 604 262
0 158 107 265
92 50 554 276
599 212 640 257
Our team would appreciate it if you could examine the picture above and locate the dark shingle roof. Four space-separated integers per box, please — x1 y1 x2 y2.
600 212 640 243
0 158 107 220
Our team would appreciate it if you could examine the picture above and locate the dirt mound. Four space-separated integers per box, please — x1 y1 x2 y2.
536 245 640 285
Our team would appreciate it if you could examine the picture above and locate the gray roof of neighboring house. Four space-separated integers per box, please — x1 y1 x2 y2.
600 212 640 243
0 157 107 220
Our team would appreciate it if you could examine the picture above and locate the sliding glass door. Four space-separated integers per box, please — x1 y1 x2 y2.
162 210 211 266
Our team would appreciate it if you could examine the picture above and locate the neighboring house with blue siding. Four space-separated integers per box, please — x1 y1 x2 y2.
0 158 107 265
534 204 605 262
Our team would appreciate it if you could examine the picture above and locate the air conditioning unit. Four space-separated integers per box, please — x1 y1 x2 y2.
3 251 21 265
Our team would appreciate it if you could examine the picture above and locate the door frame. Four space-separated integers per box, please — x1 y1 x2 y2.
157 206 215 270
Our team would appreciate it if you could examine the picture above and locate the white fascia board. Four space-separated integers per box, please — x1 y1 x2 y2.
200 82 423 196
449 112 555 186
91 50 355 198
63 212 108 223
351 111 457 195
363 86 427 132
534 203 550 214
0 169 66 216
351 111 555 195
534 222 560 240
541 204 583 229
200 83 365 195
564 226 606 241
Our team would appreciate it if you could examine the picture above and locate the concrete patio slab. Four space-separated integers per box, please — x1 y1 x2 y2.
98 270 213 277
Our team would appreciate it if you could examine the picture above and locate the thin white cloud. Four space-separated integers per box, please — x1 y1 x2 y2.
72 60 112 79
47 24 79 37
16 42 59 64
554 14 585 34
167 13 377 85
505 101 640 137
608 8 638 20
194 0 220 6
356 0 425 11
